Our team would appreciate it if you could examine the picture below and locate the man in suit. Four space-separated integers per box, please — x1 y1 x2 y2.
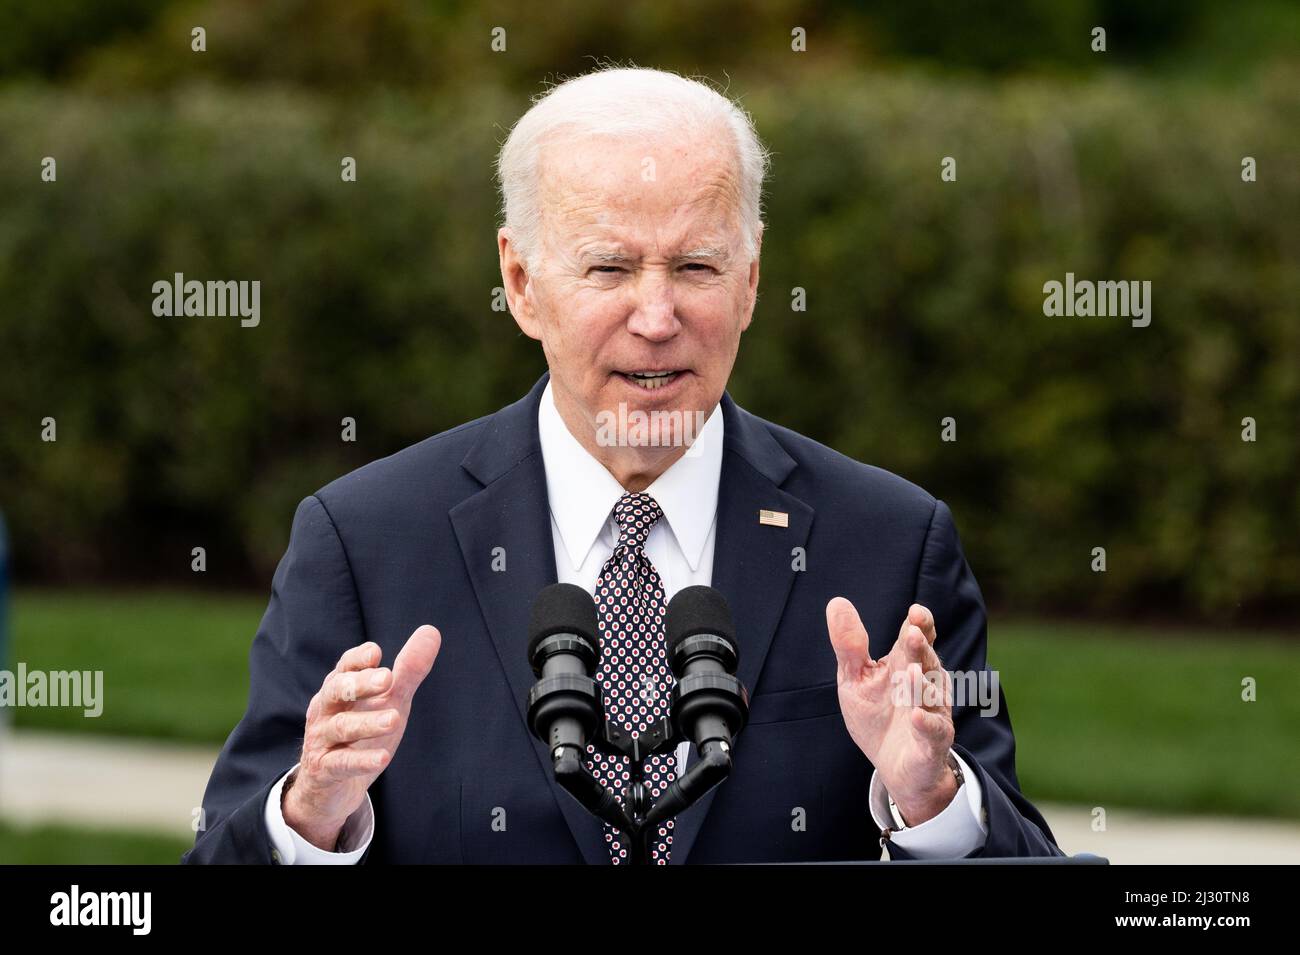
185 66 1063 864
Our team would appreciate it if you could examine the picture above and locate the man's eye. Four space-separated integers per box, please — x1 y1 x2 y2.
682 263 716 273
591 266 625 275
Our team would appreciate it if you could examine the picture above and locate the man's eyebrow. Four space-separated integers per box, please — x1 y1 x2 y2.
674 246 730 261
579 248 634 263
576 245 731 264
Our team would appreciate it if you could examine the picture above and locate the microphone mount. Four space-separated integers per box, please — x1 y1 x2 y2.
526 584 748 865
533 703 740 865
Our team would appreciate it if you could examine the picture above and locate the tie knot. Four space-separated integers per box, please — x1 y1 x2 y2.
611 492 663 550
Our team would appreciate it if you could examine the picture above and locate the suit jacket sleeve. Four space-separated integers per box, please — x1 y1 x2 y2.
885 498 1065 859
182 494 370 864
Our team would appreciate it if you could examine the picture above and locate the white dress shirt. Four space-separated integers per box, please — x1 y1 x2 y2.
264 380 988 862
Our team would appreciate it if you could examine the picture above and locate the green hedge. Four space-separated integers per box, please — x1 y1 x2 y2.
1 67 1297 616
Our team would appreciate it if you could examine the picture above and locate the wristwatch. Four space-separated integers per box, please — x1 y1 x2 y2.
879 752 964 846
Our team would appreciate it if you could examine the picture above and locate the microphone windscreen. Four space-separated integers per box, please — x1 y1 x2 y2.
527 583 600 661
666 585 736 656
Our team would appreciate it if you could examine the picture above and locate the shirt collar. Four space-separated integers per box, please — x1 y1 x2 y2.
537 379 724 572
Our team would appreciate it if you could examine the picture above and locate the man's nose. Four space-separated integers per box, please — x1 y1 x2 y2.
625 269 680 341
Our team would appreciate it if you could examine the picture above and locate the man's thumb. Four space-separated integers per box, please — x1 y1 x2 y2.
392 624 441 700
826 597 874 670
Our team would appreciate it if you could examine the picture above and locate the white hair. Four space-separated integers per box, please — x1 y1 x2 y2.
496 65 771 272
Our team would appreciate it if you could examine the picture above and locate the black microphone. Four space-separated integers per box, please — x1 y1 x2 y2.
525 583 602 753
666 585 749 752
635 586 750 830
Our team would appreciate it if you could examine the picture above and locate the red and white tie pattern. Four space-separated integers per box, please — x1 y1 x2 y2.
584 492 676 864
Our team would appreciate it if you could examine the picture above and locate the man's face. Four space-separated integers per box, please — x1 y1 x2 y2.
499 127 761 466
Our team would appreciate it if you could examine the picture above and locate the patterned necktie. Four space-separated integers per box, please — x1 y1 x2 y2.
584 491 677 864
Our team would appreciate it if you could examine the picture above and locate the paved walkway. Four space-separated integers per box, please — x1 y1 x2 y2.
3 729 1298 863
1033 802 1300 864
0 728 216 838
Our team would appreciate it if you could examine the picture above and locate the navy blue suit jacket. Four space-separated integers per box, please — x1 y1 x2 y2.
184 372 1063 863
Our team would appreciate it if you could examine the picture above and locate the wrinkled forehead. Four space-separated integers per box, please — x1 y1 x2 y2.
536 128 743 245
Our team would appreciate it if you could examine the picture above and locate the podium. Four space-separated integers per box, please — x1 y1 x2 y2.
775 853 1109 864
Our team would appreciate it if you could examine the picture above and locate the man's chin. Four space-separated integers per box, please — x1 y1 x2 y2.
592 376 711 453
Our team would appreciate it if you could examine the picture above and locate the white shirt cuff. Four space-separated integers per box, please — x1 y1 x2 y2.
263 763 374 864
869 750 988 858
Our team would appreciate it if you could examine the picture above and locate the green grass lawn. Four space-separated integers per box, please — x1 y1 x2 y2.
5 589 1299 821
7 590 262 743
0 819 191 864
993 619 1300 821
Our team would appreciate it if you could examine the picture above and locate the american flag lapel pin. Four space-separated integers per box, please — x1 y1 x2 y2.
758 509 789 528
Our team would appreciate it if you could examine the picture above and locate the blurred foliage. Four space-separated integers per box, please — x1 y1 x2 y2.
0 1 1297 619
3 0 1300 87
0 0 161 80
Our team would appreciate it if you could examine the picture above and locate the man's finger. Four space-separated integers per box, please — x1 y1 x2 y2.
907 604 938 645
323 667 392 705
305 690 324 725
909 706 952 751
897 624 943 671
318 708 401 747
918 666 953 711
318 746 392 781
312 645 385 717
826 597 875 678
333 642 382 676
391 625 442 703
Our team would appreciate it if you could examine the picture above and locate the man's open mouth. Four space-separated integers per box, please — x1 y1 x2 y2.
619 370 683 391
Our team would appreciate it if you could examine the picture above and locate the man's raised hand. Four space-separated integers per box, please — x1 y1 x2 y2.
826 598 957 826
282 625 441 850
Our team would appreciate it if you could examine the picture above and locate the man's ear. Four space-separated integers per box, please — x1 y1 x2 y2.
741 224 763 331
498 226 542 340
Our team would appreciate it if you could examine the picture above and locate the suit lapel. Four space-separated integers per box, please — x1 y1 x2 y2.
669 393 814 864
449 372 607 864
